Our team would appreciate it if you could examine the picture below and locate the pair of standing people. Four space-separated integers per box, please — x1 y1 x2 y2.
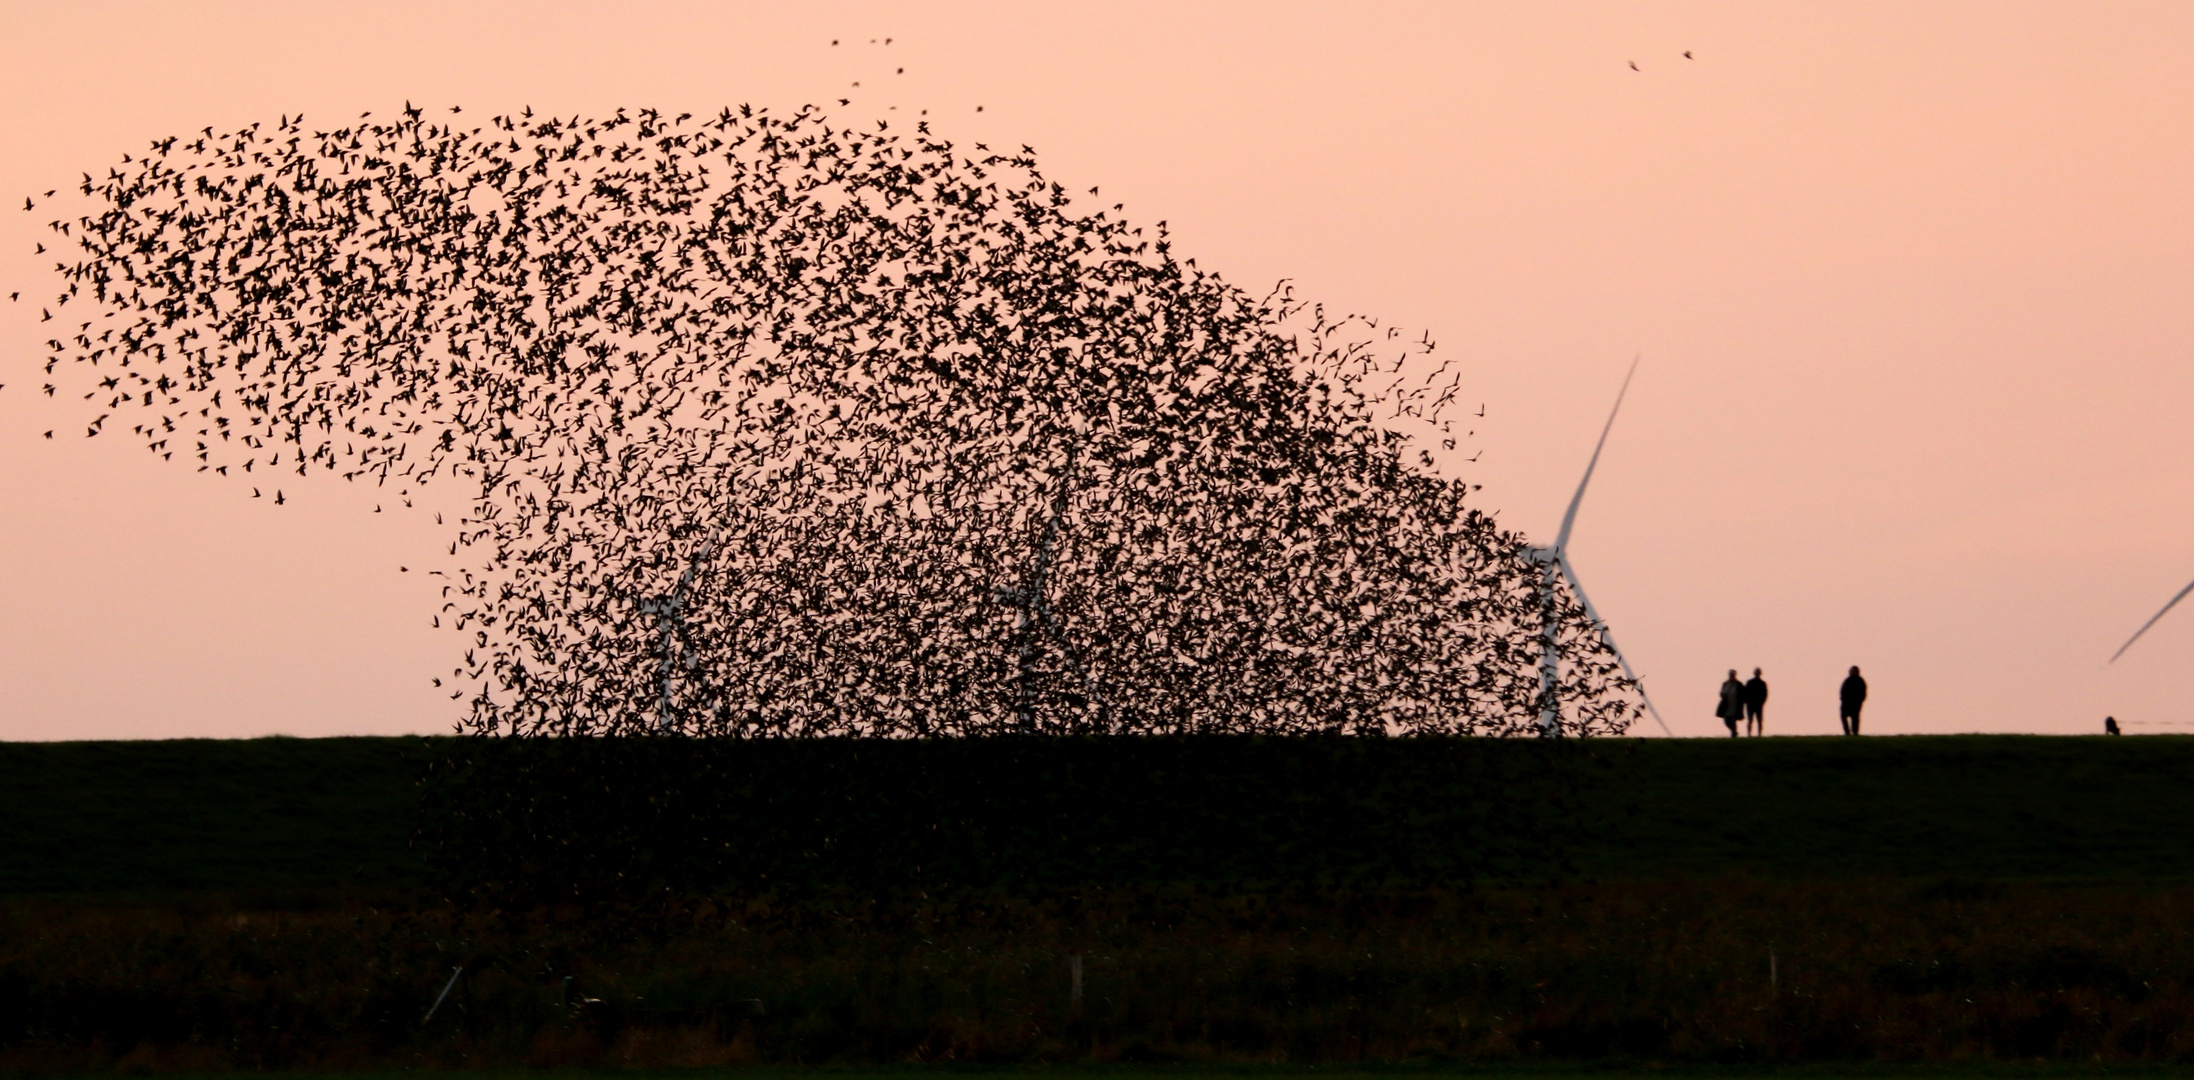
1715 668 1769 737
1714 666 1867 736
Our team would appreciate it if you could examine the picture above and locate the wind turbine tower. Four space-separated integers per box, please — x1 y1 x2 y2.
639 529 720 731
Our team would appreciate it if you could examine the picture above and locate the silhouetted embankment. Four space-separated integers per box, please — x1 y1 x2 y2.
7 734 2193 895
3 735 2193 1068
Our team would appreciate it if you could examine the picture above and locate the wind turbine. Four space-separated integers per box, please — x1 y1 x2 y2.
638 528 720 731
2109 576 2194 664
995 441 1110 731
1525 356 1672 737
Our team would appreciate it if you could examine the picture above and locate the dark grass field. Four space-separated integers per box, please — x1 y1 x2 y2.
5 735 2192 895
1569 735 2194 880
5 735 2194 1071
0 736 434 895
50 1068 2194 1080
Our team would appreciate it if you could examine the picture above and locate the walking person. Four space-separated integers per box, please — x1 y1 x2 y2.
1742 668 1769 736
1717 669 1745 738
1839 666 1868 735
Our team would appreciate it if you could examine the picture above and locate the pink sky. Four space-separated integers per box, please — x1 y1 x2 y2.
2 1 2190 739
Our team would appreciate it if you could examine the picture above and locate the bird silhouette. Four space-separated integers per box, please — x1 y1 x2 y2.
33 103 1643 742
1629 61 1640 71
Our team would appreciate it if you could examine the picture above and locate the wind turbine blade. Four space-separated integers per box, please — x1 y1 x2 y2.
1559 558 1673 736
1552 353 1641 553
2110 575 2194 663
671 525 724 602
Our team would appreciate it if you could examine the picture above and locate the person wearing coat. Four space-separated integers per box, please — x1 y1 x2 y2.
1716 669 1745 737
1839 666 1869 735
1742 668 1769 737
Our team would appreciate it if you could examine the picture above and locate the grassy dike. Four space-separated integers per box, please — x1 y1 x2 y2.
0 736 434 895
2 736 2192 1069
4 735 2192 894
1569 735 2194 880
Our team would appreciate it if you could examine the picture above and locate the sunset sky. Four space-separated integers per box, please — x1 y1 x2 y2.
2 1 2190 740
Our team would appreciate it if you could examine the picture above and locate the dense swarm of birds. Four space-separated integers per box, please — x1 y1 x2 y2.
31 104 1637 738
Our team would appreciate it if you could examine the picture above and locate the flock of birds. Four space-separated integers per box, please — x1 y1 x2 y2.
27 104 1639 738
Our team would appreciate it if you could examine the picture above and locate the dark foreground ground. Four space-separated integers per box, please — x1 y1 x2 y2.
46 1068 2194 1080
2 736 2192 1070
9 735 2194 894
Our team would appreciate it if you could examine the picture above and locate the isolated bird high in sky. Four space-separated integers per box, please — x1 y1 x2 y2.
1 1 2190 739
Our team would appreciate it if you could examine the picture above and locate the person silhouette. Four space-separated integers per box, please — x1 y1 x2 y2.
1717 669 1745 737
1839 666 1868 735
2105 716 2121 736
1742 668 1769 736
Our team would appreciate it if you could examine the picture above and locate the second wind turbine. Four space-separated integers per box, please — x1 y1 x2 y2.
1526 356 1672 737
